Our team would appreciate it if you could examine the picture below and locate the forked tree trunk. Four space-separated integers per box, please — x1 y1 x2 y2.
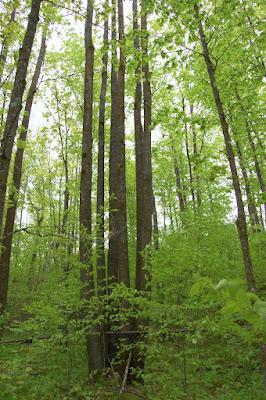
80 0 104 371
0 0 42 237
194 2 256 291
0 32 46 313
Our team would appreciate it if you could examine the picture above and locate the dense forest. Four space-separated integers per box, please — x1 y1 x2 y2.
0 0 265 399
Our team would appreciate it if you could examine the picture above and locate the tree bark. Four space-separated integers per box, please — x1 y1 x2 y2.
138 9 153 288
134 0 145 291
194 2 256 291
108 0 129 286
0 0 42 237
0 31 46 312
80 0 103 371
108 0 130 375
96 0 109 294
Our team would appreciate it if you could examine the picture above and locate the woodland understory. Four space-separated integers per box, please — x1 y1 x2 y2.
0 0 265 399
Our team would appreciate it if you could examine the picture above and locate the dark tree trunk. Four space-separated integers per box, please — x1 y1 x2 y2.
108 0 130 375
0 0 42 237
108 0 129 286
138 9 153 288
134 0 145 291
194 2 256 291
96 0 109 293
95 0 109 370
80 0 103 371
0 31 46 312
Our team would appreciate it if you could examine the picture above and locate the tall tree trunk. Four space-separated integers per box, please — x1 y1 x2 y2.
194 2 256 291
139 9 153 287
108 0 130 374
134 0 145 291
0 31 46 312
108 0 129 286
80 0 103 371
0 0 42 237
96 0 109 293
95 0 109 370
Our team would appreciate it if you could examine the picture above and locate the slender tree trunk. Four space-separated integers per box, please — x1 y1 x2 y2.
190 103 201 207
232 130 260 229
0 0 42 237
96 0 108 293
80 0 103 371
134 0 145 291
235 89 266 223
194 2 256 291
139 9 153 287
183 97 195 209
169 133 185 213
0 32 46 313
152 195 159 249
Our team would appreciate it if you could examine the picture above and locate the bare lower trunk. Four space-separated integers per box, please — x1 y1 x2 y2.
108 0 130 372
80 0 103 371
